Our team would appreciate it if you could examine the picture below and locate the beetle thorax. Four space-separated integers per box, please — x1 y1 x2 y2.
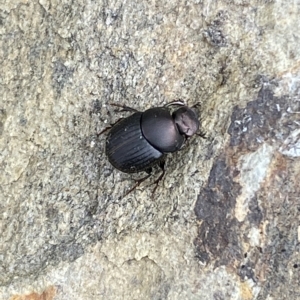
141 107 185 153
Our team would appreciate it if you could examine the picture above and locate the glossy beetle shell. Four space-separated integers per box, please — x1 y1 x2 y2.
106 112 163 173
105 105 200 174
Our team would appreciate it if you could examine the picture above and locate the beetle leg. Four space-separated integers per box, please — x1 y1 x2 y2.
194 113 207 139
97 117 125 136
110 103 140 113
196 129 207 139
151 160 165 196
97 126 112 136
164 100 185 107
122 173 151 198
165 100 204 111
192 102 202 109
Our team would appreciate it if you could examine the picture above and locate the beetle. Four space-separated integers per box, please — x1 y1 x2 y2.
100 101 205 197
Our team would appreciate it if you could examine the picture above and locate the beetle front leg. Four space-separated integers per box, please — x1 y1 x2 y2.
196 129 207 139
110 103 140 113
164 100 185 107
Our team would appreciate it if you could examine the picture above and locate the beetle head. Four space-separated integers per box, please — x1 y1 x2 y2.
173 107 200 137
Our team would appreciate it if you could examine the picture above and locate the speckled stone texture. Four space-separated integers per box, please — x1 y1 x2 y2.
0 0 299 299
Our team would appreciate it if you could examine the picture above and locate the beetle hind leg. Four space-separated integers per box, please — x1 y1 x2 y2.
121 173 152 199
151 160 165 197
120 161 166 199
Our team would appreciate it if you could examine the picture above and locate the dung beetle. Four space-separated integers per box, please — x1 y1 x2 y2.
100 101 205 197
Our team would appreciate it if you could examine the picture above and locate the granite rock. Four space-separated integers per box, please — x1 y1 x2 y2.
0 0 299 299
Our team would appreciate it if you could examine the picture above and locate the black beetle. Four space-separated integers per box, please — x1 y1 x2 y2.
101 101 204 197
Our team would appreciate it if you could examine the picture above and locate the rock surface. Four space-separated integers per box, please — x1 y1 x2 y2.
0 0 299 299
